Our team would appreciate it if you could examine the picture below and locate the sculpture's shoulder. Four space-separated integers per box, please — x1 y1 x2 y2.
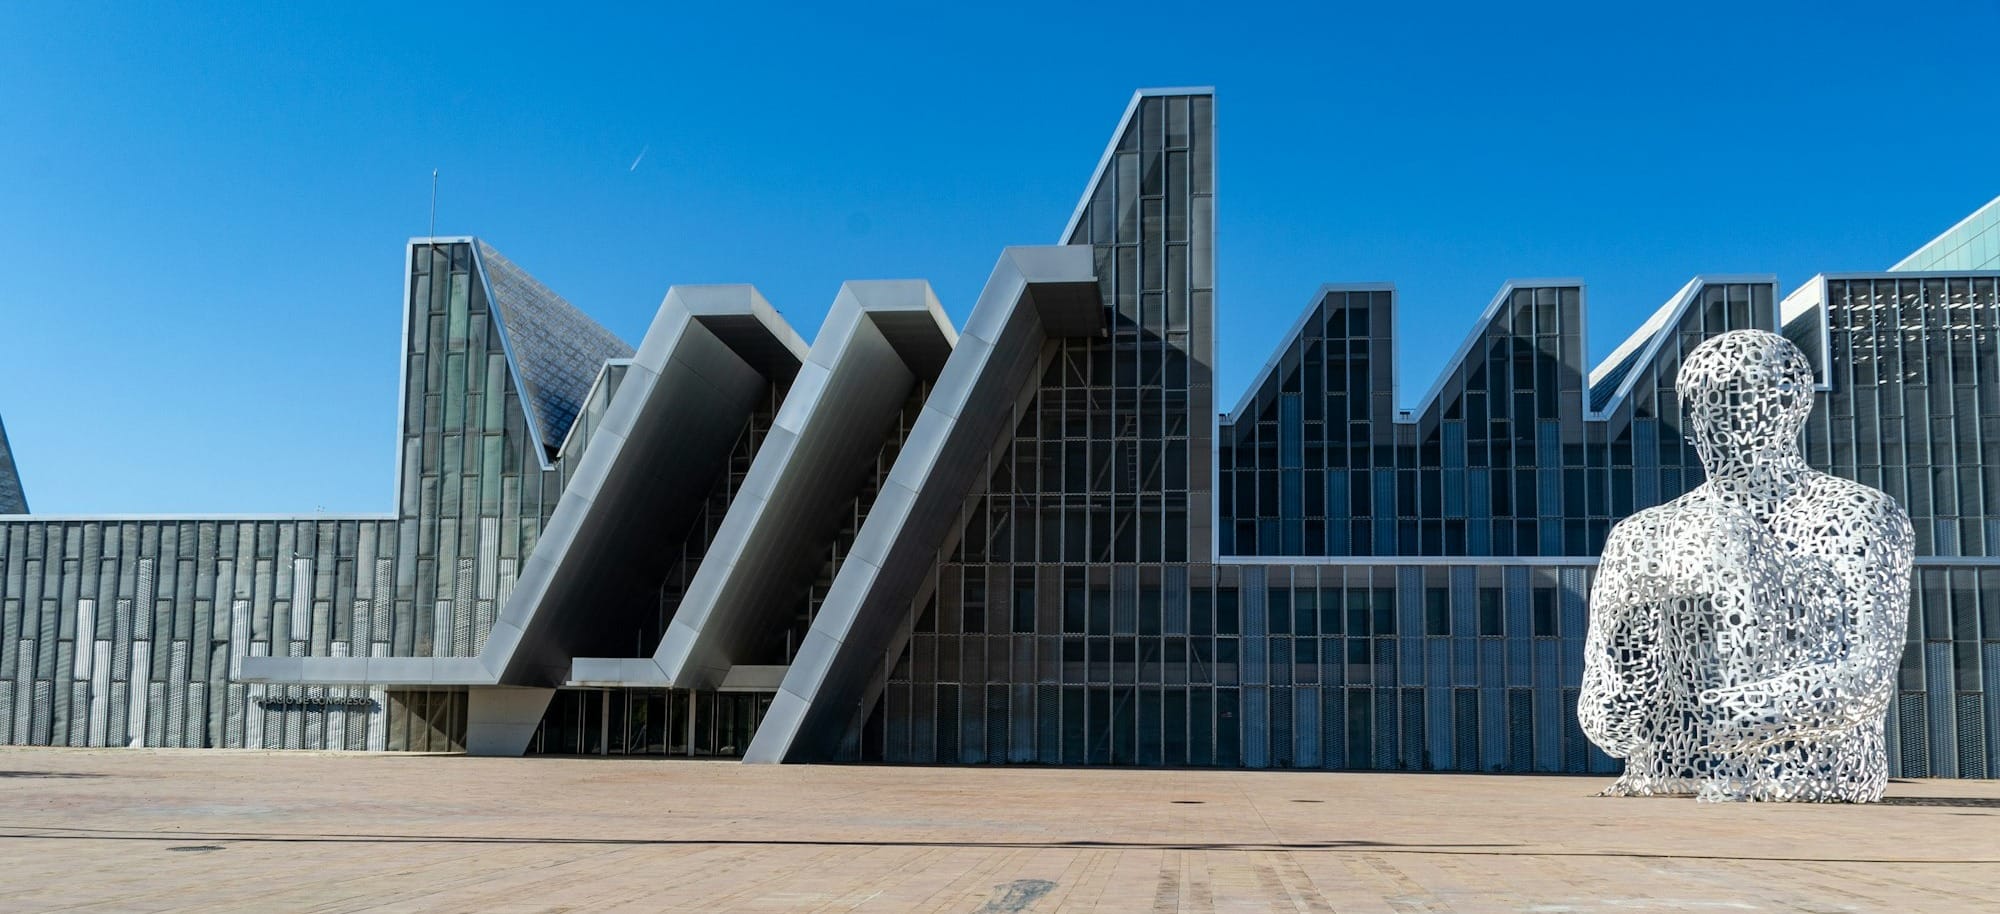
1799 473 1912 531
1786 473 1915 564
1601 497 1701 559
1605 488 1733 545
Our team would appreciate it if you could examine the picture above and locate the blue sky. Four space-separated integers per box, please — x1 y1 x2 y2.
3 1 1996 513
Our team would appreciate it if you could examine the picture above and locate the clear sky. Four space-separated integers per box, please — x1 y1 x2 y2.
3 1 1997 514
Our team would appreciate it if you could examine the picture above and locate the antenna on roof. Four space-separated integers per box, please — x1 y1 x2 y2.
429 169 439 238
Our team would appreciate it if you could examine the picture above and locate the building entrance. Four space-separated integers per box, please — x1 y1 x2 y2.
525 688 773 757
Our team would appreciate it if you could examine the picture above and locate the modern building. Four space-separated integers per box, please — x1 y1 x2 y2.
0 90 1995 777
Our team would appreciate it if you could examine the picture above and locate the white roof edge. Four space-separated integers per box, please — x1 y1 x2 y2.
1583 274 1779 419
1801 269 2000 280
1058 88 1216 244
1779 275 1826 326
553 358 638 459
1586 273 1779 383
1889 193 2000 270
1401 279 1585 423
663 284 813 364
466 241 558 471
1222 282 1395 426
1585 277 1703 388
836 279 961 349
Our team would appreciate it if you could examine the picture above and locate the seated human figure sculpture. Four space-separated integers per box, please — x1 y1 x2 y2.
1580 329 1913 802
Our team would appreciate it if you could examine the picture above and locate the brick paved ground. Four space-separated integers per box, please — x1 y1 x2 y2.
0 747 1995 912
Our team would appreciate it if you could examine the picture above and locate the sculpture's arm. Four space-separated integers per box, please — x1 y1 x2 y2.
1579 527 1659 757
1703 504 1915 749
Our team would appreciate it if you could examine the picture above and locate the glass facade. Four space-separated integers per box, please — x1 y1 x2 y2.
1787 274 2000 777
858 92 1227 766
1893 194 2000 272
0 96 1994 778
1221 280 1776 558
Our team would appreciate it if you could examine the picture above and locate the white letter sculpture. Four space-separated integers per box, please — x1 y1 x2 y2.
1580 330 1913 802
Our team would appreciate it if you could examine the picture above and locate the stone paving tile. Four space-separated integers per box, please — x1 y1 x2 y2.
0 748 1995 912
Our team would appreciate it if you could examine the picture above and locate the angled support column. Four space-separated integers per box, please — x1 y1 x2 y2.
464 687 557 756
632 281 956 690
242 285 807 700
744 246 1100 763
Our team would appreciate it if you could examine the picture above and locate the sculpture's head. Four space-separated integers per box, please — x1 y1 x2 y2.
1676 329 1815 477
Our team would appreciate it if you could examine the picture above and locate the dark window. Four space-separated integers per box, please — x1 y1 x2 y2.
1532 588 1557 637
1479 588 1503 636
1425 588 1450 636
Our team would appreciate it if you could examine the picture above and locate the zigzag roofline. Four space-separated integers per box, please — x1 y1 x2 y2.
1225 273 1785 431
1585 274 1779 418
1221 282 1393 427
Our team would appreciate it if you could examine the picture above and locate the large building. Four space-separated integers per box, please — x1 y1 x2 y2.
1 90 1996 777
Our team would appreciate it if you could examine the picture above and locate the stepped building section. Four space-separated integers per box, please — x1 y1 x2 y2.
0 91 1995 777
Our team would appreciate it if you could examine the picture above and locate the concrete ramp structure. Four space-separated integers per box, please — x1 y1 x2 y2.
569 281 959 691
241 281 807 753
746 247 1102 763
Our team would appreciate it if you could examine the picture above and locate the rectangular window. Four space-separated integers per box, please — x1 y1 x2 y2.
1479 587 1503 636
1425 588 1450 636
1373 587 1396 635
1532 588 1557 637
1063 571 1087 633
1216 589 1240 635
1014 575 1037 634
1319 586 1342 635
963 568 986 634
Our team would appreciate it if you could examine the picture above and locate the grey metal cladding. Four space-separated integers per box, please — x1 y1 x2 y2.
656 281 955 690
1 239 617 751
659 284 811 385
492 308 777 685
475 241 636 454
745 246 1097 763
0 414 24 515
1217 275 1782 558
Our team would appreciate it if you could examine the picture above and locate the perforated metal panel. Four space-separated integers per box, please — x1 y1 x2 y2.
1453 688 1479 771
1423 687 1451 770
1507 688 1533 771
1320 688 1344 768
988 684 1008 764
883 682 909 762
1897 692 1929 777
1926 642 1957 776
1243 686 1269 768
1293 687 1319 767
1372 688 1396 769
1271 686 1293 767
1425 639 1450 690
1956 693 1987 778
1399 688 1424 769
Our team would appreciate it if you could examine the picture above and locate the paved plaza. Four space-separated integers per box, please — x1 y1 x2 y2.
0 748 1995 912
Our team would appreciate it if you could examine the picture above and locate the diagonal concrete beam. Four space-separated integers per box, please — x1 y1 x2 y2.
744 246 1099 763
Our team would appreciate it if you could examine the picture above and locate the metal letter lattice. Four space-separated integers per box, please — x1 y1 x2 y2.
1580 330 1914 802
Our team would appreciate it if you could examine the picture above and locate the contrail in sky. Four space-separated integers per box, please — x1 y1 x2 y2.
629 145 649 172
